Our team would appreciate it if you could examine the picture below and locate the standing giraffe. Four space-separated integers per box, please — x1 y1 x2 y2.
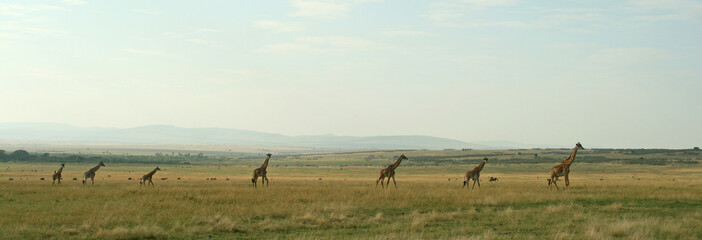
83 162 105 185
52 163 65 185
463 157 488 190
375 154 409 189
549 142 585 191
140 166 161 187
251 153 272 188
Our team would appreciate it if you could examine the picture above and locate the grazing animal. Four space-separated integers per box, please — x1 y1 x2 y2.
72 178 78 181
375 154 409 189
251 153 272 188
464 157 488 190
83 162 105 185
489 177 498 182
52 163 65 185
128 178 133 180
140 166 161 187
549 142 585 191
9 178 13 181
161 178 167 181
40 178 45 180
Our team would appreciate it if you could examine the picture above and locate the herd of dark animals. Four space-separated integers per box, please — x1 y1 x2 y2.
7 142 587 191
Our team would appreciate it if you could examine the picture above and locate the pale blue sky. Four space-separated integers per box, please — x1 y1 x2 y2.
1 0 701 148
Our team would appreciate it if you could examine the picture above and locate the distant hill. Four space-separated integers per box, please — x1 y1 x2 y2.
0 123 487 150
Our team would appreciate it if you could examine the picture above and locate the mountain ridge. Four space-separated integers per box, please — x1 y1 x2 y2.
0 122 489 150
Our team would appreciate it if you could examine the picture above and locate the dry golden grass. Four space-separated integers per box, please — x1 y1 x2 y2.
0 162 700 239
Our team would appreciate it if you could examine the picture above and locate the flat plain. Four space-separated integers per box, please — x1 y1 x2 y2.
1 148 700 239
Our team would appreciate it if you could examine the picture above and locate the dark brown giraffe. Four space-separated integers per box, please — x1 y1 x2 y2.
52 163 65 185
140 166 161 187
251 153 272 188
375 154 408 189
463 157 488 190
549 142 585 191
83 162 105 185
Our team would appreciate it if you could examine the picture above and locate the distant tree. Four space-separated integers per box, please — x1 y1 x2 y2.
10 150 30 160
694 147 700 150
0 150 6 161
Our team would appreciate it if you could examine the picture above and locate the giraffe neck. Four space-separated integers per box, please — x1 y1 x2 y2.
389 156 404 170
475 160 486 172
563 146 580 166
260 156 271 169
56 166 64 175
146 168 158 177
90 164 102 173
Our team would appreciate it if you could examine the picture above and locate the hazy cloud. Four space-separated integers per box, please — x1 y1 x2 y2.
253 20 302 32
132 9 162 15
60 0 87 6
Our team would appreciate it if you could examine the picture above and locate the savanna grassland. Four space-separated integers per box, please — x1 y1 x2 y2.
1 148 701 239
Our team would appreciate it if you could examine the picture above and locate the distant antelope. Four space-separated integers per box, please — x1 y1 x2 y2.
83 162 105 185
72 178 77 181
52 163 65 185
160 178 167 181
9 178 13 181
140 166 161 187
489 177 498 182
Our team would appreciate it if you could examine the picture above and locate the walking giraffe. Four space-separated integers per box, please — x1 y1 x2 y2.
375 154 408 189
52 163 65 185
463 157 488 190
140 166 161 187
82 162 105 185
251 153 272 188
549 142 585 191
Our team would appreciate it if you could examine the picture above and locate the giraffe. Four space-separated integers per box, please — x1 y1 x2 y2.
549 142 585 191
463 157 488 190
52 163 65 185
375 154 409 189
140 166 161 187
251 153 272 188
82 162 105 185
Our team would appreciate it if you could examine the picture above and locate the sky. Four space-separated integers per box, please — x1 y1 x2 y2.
1 0 701 148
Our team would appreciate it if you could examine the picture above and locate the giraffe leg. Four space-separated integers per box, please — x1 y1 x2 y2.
150 179 154 187
58 177 61 184
263 176 269 187
463 177 468 189
83 176 86 185
386 178 391 189
91 177 95 185
252 175 258 188
391 176 397 188
564 174 570 191
476 178 481 189
472 178 477 189
552 177 560 190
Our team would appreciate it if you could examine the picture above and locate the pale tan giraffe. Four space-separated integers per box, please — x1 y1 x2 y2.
463 157 488 190
140 166 161 187
251 153 272 188
83 162 105 185
375 154 408 189
549 142 585 191
52 163 65 185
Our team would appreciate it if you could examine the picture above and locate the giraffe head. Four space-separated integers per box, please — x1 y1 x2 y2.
400 154 408 160
576 142 585 150
155 166 161 171
483 157 488 162
60 162 65 167
98 161 105 167
266 153 272 157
